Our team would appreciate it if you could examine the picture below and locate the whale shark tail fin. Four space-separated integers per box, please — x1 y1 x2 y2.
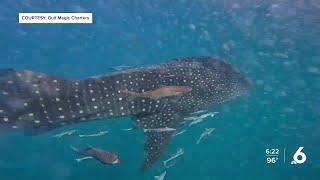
0 69 75 133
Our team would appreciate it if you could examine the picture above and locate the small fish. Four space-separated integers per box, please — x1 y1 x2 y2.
196 128 215 144
154 171 166 180
71 145 120 165
50 129 78 138
163 148 184 166
173 129 187 137
184 116 198 121
122 86 192 100
78 130 108 137
143 127 176 133
188 112 219 127
122 128 133 131
198 112 218 119
190 110 207 115
164 160 176 169
188 118 205 127
222 43 231 52
75 156 94 163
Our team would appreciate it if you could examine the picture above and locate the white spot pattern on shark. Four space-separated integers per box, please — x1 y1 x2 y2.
0 56 250 169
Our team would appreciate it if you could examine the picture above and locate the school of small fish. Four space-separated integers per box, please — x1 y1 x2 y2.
51 110 218 178
49 110 218 180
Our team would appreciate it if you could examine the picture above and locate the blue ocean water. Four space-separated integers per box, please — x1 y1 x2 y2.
0 0 319 179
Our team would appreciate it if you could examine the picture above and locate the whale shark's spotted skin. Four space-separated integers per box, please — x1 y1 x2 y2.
0 57 249 169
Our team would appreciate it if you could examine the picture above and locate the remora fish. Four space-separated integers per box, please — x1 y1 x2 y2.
143 127 176 132
0 56 250 169
71 146 120 165
122 85 192 100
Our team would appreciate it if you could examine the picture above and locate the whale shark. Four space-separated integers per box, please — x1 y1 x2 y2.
0 56 250 169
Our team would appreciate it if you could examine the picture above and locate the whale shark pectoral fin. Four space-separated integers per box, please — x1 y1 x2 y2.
143 131 174 170
135 110 184 170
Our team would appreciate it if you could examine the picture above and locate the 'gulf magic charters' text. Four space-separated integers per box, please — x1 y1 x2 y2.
20 15 90 21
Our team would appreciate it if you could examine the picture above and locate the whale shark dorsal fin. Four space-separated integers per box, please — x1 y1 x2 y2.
135 108 184 170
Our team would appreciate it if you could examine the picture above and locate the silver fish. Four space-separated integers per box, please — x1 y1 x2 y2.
188 112 219 127
198 112 218 119
75 156 94 162
154 171 166 180
173 129 187 137
184 116 198 121
144 127 176 133
78 130 108 138
190 110 207 115
50 129 78 138
163 148 184 166
196 128 215 144
122 128 133 131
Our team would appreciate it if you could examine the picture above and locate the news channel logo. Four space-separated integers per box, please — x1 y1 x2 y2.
265 147 307 165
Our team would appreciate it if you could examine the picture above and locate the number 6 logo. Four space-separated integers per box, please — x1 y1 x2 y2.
292 147 307 164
